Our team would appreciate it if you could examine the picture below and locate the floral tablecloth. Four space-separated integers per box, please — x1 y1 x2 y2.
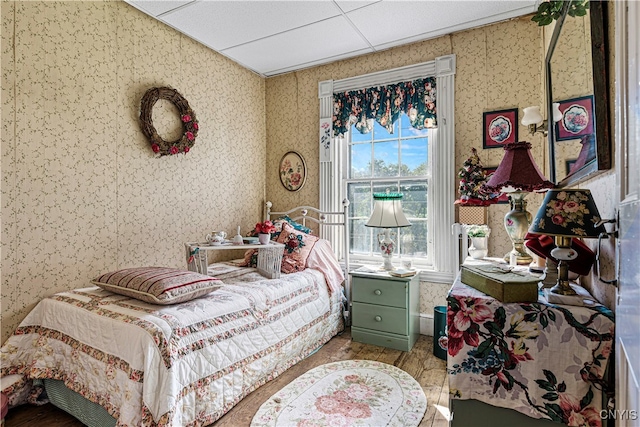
447 278 614 426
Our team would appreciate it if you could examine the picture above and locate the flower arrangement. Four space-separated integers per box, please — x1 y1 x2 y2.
465 224 491 238
255 220 276 235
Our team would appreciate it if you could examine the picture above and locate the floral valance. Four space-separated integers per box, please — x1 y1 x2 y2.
332 77 436 138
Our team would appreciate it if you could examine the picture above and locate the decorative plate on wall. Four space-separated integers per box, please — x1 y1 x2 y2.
279 151 307 192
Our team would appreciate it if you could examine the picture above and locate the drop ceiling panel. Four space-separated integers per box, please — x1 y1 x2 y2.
346 1 538 48
160 1 344 50
222 15 372 75
124 0 540 77
334 0 380 13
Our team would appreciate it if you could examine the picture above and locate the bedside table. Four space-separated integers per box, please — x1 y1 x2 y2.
350 270 420 351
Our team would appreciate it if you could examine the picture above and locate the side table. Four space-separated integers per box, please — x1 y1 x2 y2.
350 270 420 351
185 241 285 278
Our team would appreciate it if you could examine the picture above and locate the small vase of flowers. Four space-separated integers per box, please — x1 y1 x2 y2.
255 220 276 245
464 224 491 259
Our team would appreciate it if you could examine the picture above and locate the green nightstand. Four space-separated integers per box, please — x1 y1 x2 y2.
350 270 420 351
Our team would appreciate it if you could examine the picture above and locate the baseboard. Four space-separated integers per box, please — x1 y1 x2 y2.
420 313 434 336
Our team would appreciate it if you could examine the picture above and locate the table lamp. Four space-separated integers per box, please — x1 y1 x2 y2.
481 141 554 265
365 192 411 271
528 189 606 295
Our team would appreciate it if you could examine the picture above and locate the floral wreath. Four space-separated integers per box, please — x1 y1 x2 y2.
139 87 199 156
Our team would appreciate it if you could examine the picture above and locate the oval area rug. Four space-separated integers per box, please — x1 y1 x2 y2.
251 359 426 427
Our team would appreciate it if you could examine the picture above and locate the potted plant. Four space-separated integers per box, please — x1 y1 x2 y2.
255 220 277 245
464 224 491 259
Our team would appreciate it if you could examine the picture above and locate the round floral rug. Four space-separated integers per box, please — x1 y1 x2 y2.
251 359 426 427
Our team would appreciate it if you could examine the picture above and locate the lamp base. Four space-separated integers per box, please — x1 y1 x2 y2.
503 250 533 266
549 240 578 296
541 259 559 288
503 192 533 265
550 280 577 296
377 229 397 271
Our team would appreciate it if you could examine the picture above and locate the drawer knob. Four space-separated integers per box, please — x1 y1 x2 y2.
374 315 382 322
374 289 382 296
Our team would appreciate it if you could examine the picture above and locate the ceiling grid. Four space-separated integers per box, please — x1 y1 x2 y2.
125 0 538 77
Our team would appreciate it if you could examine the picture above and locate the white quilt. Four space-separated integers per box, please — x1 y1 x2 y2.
1 264 344 426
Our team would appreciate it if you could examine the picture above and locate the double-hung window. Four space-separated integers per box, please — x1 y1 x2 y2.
344 115 432 266
318 55 457 283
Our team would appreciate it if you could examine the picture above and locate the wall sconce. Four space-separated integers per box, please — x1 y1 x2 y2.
521 104 563 136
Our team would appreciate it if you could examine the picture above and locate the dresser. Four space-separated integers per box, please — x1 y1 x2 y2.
350 270 420 352
448 276 615 426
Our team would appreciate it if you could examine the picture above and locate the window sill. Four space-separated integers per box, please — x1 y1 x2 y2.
344 261 455 284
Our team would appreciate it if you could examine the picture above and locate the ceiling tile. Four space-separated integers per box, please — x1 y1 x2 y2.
347 1 538 48
334 0 380 13
125 0 539 77
160 0 344 50
127 1 194 17
222 15 372 76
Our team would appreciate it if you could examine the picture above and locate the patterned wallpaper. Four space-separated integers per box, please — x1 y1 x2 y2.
265 16 548 318
1 2 618 343
265 10 618 315
1 1 266 343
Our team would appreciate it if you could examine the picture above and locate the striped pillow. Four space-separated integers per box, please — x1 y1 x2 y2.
92 267 223 305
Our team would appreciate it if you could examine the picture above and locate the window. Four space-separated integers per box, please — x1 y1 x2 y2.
344 114 432 266
318 55 456 283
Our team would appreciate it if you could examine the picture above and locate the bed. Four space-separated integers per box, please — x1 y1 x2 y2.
0 202 350 426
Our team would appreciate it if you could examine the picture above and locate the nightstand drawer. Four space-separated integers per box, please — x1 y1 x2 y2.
352 302 407 335
351 278 407 308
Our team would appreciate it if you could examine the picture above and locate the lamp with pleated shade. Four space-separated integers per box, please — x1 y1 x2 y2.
482 141 554 264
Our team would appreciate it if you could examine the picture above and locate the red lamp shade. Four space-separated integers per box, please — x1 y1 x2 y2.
482 141 554 193
524 232 595 276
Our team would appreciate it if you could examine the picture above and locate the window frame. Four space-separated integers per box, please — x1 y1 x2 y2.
318 55 457 284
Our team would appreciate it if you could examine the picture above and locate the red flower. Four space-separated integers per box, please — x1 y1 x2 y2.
290 173 302 187
193 122 199 130
184 146 190 153
151 143 160 153
181 114 192 123
255 220 276 234
552 214 565 225
447 296 493 357
186 131 194 141
170 146 179 155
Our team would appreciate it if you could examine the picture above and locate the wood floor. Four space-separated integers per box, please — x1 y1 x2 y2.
4 329 450 427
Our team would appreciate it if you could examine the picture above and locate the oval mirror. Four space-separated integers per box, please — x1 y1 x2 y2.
545 0 611 186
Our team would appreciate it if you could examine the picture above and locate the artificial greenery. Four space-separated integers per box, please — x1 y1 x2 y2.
531 0 589 26
465 224 491 238
455 148 496 206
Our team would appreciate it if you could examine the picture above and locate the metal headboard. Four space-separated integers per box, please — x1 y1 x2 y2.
266 199 351 322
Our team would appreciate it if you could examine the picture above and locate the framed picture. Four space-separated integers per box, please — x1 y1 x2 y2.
483 108 519 149
483 167 509 204
566 158 578 175
555 95 595 141
279 151 307 192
